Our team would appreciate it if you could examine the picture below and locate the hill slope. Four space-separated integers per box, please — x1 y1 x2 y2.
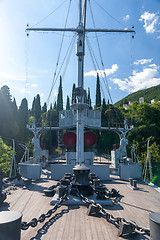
114 84 160 107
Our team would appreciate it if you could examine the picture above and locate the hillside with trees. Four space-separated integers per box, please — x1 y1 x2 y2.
115 84 160 107
0 79 160 181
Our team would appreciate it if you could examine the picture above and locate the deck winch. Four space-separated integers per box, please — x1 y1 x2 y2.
71 164 94 196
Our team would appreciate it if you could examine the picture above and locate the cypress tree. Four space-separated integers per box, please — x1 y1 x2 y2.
12 98 18 113
0 86 15 138
34 94 41 126
42 102 47 114
87 88 92 109
53 101 57 110
101 98 107 126
84 90 87 103
31 97 36 116
66 95 70 110
95 74 101 108
57 76 63 111
102 98 107 113
71 83 76 104
17 98 28 143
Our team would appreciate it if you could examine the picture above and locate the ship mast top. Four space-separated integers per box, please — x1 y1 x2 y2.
26 0 135 165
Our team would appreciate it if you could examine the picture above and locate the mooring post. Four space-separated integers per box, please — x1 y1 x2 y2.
0 211 22 240
150 212 160 240
129 178 133 186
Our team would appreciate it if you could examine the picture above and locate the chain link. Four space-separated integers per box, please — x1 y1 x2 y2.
73 187 150 237
21 194 68 230
21 186 150 236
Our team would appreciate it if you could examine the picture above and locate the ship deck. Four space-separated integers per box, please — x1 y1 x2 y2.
0 170 160 240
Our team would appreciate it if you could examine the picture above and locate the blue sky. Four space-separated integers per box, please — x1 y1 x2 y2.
0 0 160 108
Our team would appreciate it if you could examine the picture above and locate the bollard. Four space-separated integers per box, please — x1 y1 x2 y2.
129 178 133 186
93 179 100 190
61 179 70 187
150 212 160 240
58 185 67 199
133 180 137 188
90 173 96 179
0 211 22 240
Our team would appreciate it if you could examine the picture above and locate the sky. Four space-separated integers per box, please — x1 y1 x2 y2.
0 0 160 109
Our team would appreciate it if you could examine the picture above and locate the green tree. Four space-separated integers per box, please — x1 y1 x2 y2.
53 101 57 110
66 95 70 110
34 94 41 126
0 137 12 177
87 88 92 109
42 102 47 114
17 98 29 143
31 97 36 116
0 85 17 138
101 98 107 126
71 83 76 104
57 76 63 111
95 74 101 108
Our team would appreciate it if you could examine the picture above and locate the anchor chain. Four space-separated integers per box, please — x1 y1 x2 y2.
21 194 68 230
73 188 150 237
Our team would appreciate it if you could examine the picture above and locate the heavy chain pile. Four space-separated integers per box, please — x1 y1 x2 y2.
21 194 68 230
74 188 150 237
21 181 150 237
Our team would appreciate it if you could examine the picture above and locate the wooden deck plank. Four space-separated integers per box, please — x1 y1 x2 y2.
1 174 159 240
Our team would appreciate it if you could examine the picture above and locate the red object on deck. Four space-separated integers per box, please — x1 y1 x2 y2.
41 143 47 150
62 132 76 147
84 132 97 147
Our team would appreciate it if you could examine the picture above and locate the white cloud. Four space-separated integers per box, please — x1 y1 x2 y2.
20 88 31 95
124 14 130 21
31 83 38 88
40 93 44 97
0 72 25 81
139 11 159 33
54 91 58 97
112 64 160 93
134 58 153 65
84 64 118 78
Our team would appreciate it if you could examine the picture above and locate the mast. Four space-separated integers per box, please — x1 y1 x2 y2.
26 0 135 166
75 0 85 165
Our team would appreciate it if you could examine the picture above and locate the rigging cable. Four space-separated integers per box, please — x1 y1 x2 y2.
62 34 77 78
25 34 30 102
82 0 87 89
54 34 76 87
93 0 131 30
88 1 124 125
89 1 113 104
86 37 106 101
30 0 67 29
46 0 72 106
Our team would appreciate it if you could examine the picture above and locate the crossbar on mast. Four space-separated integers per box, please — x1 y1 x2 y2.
26 27 135 33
